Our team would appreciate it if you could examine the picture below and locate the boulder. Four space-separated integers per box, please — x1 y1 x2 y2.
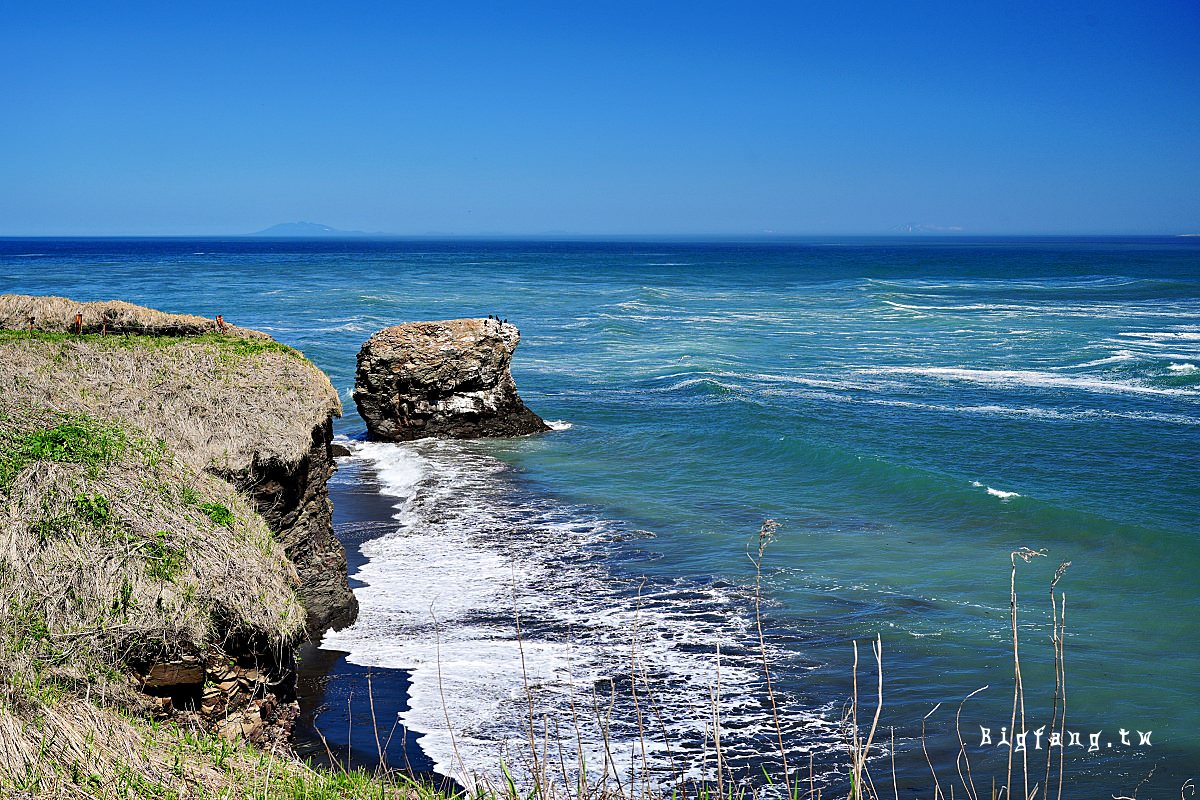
354 318 549 440
139 658 204 689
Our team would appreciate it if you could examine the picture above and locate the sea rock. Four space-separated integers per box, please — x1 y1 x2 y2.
354 318 550 440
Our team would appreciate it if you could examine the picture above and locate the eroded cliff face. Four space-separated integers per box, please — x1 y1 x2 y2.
221 417 358 635
354 318 549 440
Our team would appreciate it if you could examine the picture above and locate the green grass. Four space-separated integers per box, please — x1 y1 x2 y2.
198 501 235 528
0 329 302 359
0 416 127 492
144 532 186 583
73 493 113 525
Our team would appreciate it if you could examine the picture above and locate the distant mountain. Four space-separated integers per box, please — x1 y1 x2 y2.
248 221 376 237
891 223 966 234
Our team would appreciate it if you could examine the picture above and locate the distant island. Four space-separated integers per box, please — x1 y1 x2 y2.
248 221 379 237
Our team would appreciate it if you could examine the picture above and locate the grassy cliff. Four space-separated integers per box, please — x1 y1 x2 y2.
0 297 398 798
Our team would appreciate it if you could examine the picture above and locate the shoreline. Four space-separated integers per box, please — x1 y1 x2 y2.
291 449 454 787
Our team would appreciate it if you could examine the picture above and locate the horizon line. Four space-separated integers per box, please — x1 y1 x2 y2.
2 232 1198 240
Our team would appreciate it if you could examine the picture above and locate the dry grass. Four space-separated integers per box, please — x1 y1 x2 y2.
0 409 304 666
0 324 340 474
0 294 269 339
0 409 307 791
0 408 392 798
0 689 425 798
0 296 358 797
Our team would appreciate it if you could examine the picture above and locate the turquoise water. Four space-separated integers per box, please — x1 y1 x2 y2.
3 237 1197 795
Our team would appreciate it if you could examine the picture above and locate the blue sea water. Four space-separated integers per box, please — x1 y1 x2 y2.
3 237 1197 796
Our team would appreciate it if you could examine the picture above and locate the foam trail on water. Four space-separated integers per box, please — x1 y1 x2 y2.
323 440 839 791
972 481 1021 501
861 366 1197 397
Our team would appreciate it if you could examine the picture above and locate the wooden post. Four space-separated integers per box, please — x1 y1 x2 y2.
27 315 34 335
74 313 83 335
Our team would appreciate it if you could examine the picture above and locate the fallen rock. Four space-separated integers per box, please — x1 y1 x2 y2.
140 658 204 689
354 318 550 440
215 718 243 742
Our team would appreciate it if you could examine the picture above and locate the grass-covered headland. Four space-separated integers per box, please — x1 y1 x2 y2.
0 295 415 798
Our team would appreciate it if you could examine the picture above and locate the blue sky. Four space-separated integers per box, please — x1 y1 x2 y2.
2 1 1197 236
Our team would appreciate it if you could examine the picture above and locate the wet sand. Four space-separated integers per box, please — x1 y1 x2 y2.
293 455 452 788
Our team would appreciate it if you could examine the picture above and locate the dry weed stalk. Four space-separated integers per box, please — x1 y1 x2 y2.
750 519 792 792
1006 547 1046 800
1043 561 1069 800
848 636 884 800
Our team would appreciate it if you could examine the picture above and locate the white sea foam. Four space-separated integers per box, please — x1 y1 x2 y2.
652 374 1200 425
1169 363 1198 374
1119 331 1200 342
319 321 369 332
972 481 1020 501
880 298 1195 319
1057 351 1136 369
323 440 837 791
649 377 740 394
545 419 573 430
860 366 1196 397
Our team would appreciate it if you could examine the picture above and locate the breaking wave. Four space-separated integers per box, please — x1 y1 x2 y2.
322 440 839 791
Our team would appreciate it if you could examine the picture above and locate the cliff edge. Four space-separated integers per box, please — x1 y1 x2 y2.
0 294 358 635
0 295 360 781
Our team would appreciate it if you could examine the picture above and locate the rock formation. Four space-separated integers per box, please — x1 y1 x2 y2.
354 318 550 440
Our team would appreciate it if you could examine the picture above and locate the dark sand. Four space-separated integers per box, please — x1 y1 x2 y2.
293 454 453 788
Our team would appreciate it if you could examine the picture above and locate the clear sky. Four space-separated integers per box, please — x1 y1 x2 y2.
2 1 1197 236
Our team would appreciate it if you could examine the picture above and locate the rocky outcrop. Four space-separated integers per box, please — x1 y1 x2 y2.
222 417 358 635
354 318 550 440
135 645 298 748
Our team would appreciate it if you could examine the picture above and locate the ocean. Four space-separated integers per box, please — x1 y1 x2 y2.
3 237 1197 796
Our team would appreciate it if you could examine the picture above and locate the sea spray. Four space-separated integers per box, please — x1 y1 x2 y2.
322 439 840 789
